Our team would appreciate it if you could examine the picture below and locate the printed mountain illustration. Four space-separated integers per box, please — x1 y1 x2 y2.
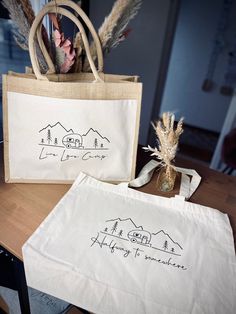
39 122 73 146
38 123 110 149
104 218 143 239
102 217 183 256
82 128 110 149
151 230 183 255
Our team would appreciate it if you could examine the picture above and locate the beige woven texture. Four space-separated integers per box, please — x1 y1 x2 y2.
3 0 142 184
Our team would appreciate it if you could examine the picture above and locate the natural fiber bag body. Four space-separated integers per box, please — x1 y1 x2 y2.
22 163 236 314
2 0 142 183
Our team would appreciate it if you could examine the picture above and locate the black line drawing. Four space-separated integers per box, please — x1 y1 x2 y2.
38 122 110 150
106 217 143 229
82 128 110 143
62 133 84 149
100 231 129 242
38 143 64 148
151 246 181 257
103 217 184 256
118 230 123 237
152 230 183 250
39 122 74 133
128 230 151 246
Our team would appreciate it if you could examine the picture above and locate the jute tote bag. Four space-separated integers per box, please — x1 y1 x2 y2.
2 0 142 183
22 162 236 314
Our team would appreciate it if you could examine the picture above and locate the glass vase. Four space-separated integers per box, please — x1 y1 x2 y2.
157 165 177 192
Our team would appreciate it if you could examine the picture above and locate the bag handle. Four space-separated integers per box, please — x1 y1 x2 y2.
29 2 103 81
120 160 201 200
43 0 103 73
36 23 56 74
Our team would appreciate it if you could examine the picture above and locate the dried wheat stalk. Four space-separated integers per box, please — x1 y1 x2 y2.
83 0 142 71
143 112 184 167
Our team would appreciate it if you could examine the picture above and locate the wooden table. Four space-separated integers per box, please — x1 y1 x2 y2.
136 151 236 248
0 144 236 313
1 147 236 260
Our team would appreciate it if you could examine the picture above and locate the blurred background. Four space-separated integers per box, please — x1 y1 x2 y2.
0 0 236 174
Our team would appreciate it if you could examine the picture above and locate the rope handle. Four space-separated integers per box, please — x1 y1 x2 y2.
28 0 104 81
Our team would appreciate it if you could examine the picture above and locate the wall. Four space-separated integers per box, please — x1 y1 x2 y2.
0 19 30 141
160 0 236 132
89 0 171 144
0 1 172 145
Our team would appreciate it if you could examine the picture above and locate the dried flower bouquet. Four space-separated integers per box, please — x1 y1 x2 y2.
2 0 142 74
143 112 184 191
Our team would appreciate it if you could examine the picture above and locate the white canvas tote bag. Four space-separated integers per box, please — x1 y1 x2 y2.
22 161 236 314
3 0 142 184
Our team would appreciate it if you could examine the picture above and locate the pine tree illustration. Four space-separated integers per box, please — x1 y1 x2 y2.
111 221 118 234
54 138 58 145
118 230 123 237
47 129 52 144
163 240 168 250
94 138 98 149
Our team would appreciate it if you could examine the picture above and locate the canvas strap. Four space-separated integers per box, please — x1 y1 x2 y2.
119 160 201 200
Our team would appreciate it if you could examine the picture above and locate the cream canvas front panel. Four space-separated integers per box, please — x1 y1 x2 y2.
7 92 138 181
23 174 236 314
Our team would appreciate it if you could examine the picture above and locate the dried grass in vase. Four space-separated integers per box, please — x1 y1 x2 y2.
143 112 184 192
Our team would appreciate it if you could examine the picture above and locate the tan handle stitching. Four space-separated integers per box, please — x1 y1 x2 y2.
35 0 104 74
36 24 55 74
29 6 103 82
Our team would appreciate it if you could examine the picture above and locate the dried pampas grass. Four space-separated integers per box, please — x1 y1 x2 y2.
18 0 35 25
2 0 31 48
83 0 142 71
2 0 48 72
143 112 184 191
3 0 142 74
143 112 184 166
